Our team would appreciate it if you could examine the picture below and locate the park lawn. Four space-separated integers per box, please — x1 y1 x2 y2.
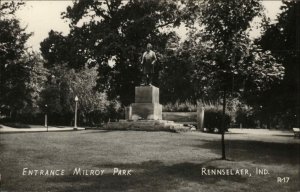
0 130 299 192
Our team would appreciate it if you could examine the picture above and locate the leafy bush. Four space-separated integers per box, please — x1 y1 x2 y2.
163 100 232 133
100 99 123 123
163 100 224 112
204 109 231 132
163 100 197 112
235 106 256 128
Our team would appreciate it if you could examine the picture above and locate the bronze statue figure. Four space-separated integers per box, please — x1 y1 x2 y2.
141 43 157 85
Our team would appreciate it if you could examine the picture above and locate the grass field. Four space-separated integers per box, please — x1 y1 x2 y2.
0 130 299 192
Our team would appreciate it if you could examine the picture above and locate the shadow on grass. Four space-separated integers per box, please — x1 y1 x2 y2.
226 132 245 135
47 160 247 192
80 130 173 134
272 134 295 138
51 126 68 128
195 139 300 165
2 122 31 128
80 130 131 134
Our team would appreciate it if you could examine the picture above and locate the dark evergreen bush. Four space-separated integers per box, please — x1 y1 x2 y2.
204 109 231 133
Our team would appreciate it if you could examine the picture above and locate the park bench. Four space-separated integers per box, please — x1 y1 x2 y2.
293 128 300 138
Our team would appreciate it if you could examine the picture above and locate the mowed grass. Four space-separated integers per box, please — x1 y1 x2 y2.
0 130 299 192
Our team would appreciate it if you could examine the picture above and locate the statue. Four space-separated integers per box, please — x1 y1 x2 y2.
141 43 157 85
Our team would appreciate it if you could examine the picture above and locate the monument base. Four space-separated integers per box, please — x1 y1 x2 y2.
131 103 162 120
105 120 191 132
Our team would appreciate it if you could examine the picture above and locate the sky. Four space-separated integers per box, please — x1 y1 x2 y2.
14 1 283 52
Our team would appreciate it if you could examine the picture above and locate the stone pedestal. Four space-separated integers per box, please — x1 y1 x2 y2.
131 86 162 120
108 86 190 131
135 86 160 103
125 106 132 120
197 106 205 130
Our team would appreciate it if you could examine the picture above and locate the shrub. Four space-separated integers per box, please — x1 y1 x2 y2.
204 109 231 132
163 100 232 133
235 105 256 128
101 99 123 122
163 100 197 112
199 100 231 132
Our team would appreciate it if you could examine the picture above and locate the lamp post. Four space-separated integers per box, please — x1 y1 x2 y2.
45 104 48 132
74 96 79 130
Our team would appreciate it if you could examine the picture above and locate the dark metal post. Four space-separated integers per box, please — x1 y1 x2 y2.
45 104 48 132
74 96 79 130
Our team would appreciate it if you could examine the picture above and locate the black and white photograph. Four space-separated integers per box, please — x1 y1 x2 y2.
0 0 299 191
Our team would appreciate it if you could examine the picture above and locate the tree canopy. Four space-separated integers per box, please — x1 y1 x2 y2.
41 0 185 105
180 0 285 159
0 2 33 117
39 63 119 125
0 0 289 131
256 0 300 128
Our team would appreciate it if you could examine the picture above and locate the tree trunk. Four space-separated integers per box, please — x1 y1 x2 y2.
221 89 227 160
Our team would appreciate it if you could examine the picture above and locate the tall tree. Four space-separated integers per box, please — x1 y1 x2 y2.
188 0 284 159
41 0 183 105
21 52 48 115
0 2 33 118
257 0 300 128
159 37 218 103
39 63 119 125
